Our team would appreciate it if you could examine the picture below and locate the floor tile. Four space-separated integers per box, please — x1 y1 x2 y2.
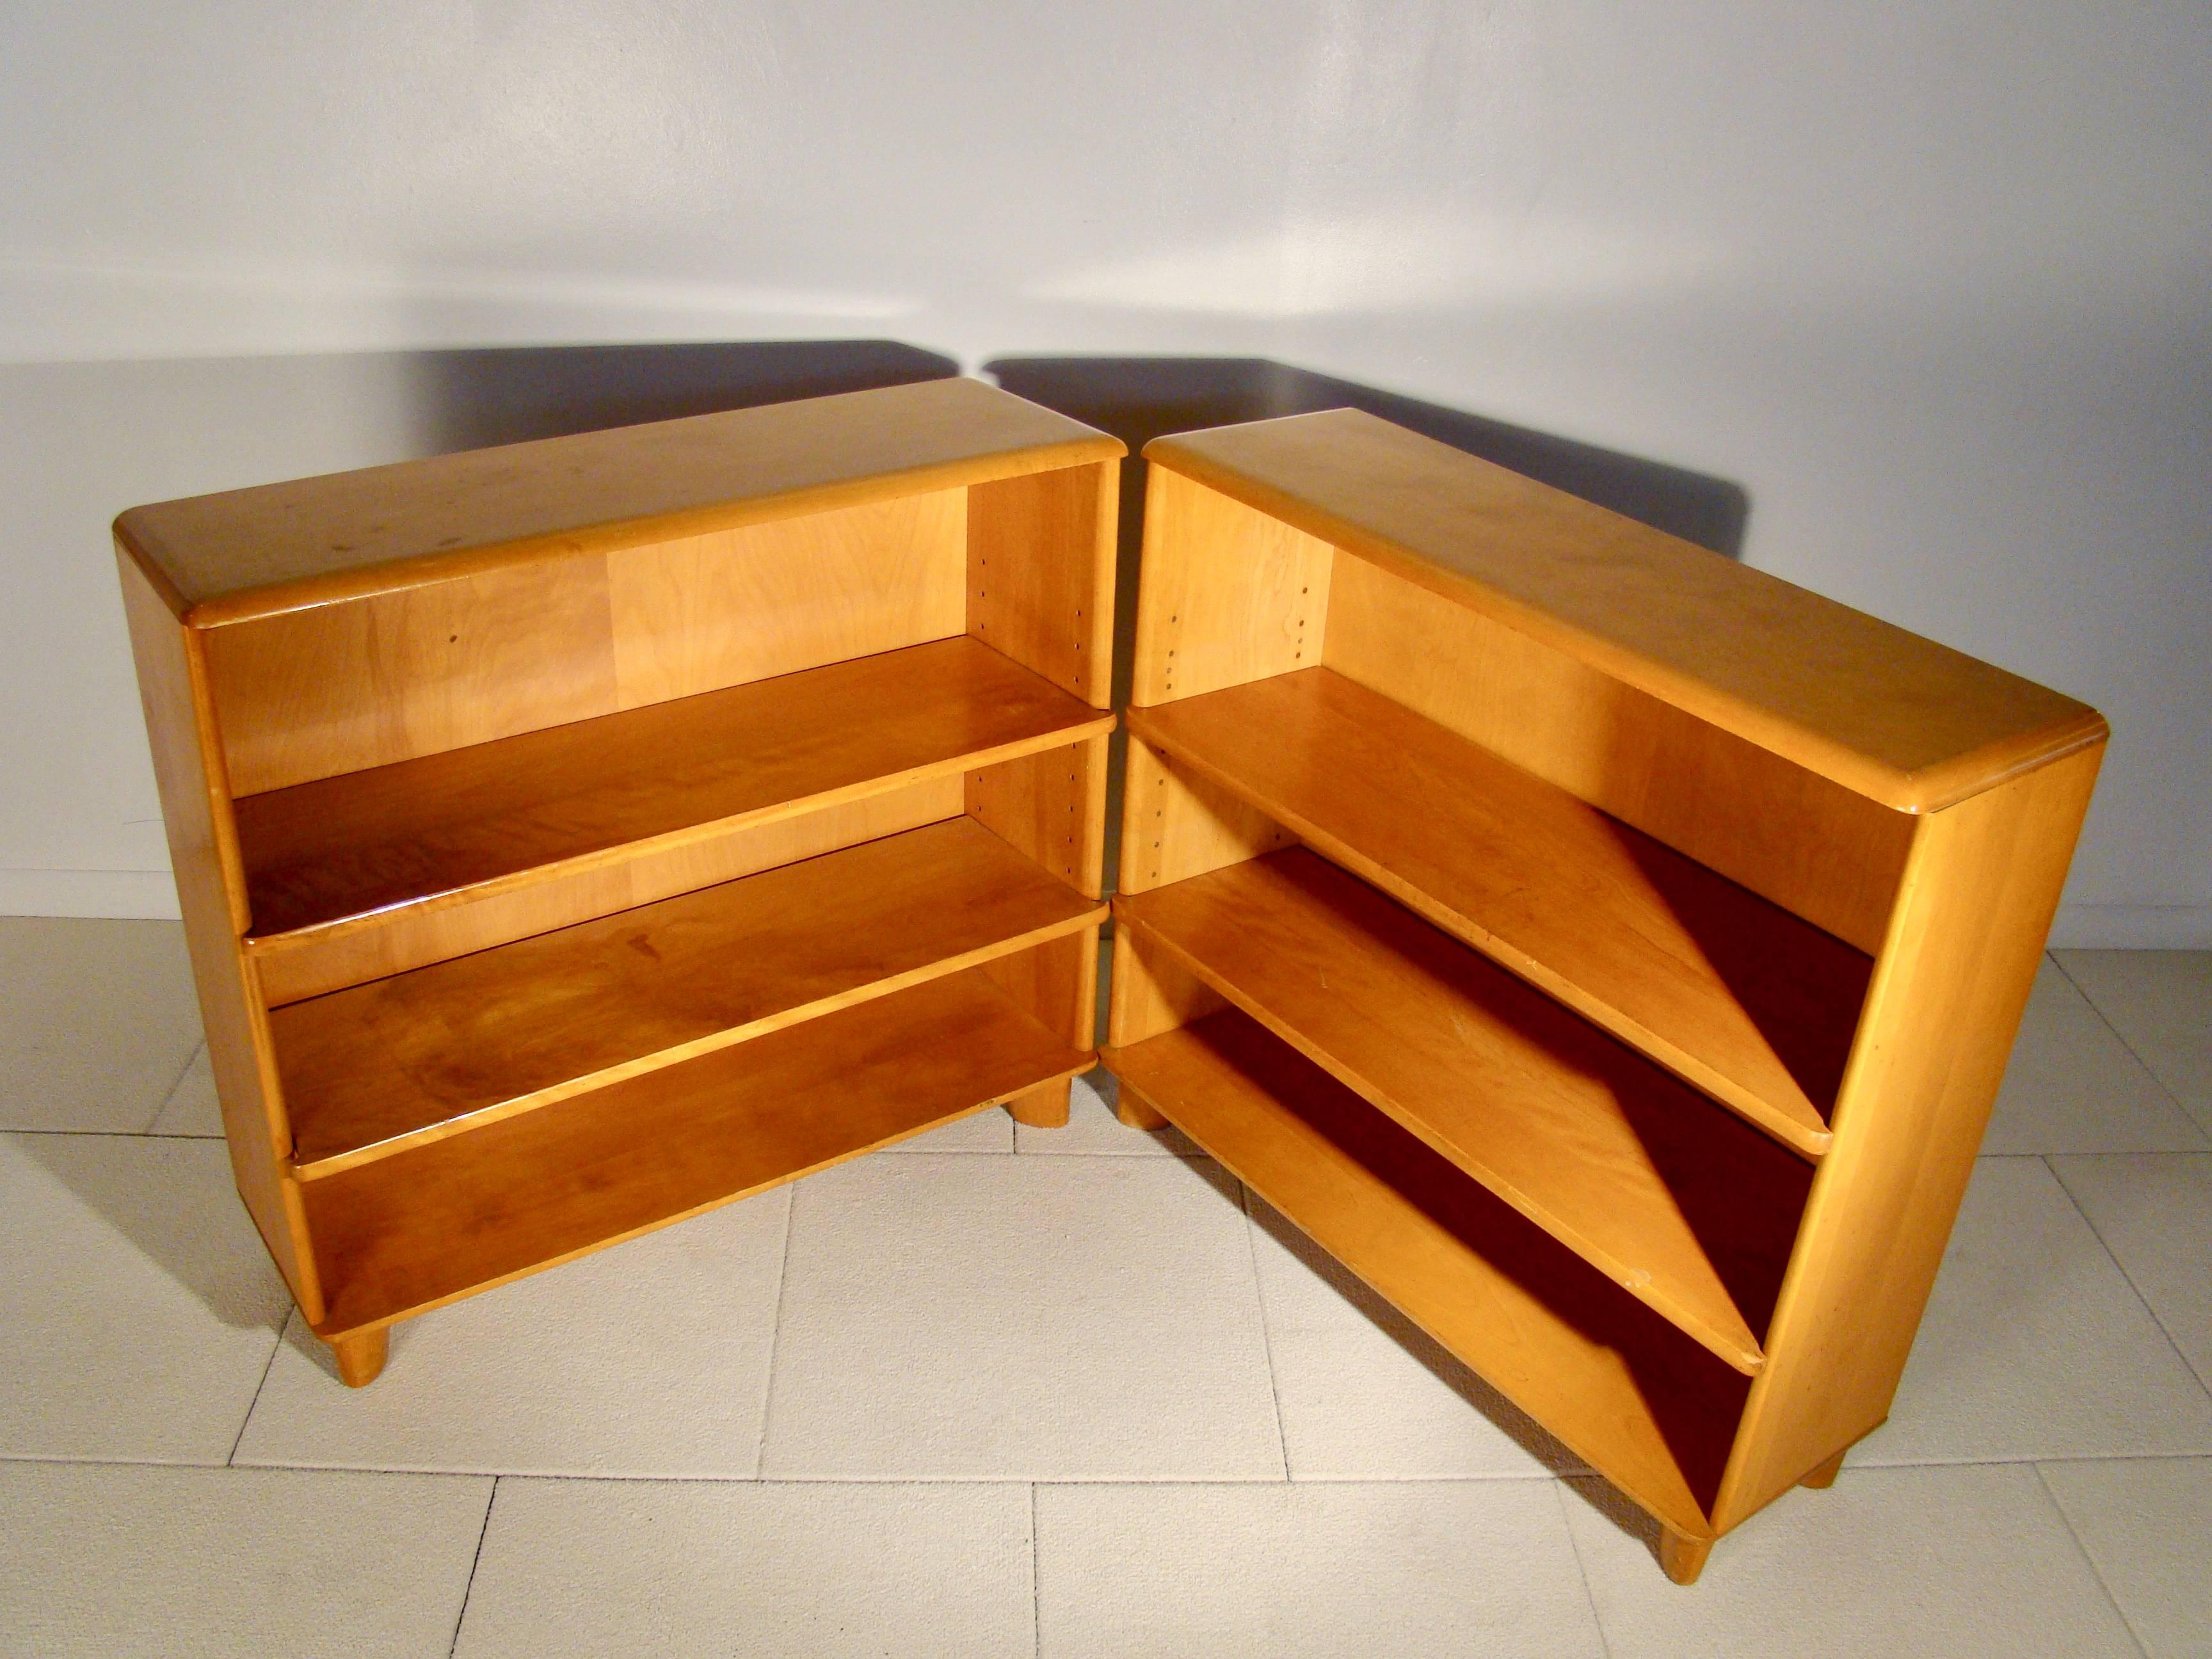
1035 1480 1606 1658
0 916 203 1132
237 1187 790 1477
146 1041 222 1136
2052 1153 2212 1387
1564 1463 2138 1657
2041 1457 2212 1659
454 1479 1033 1658
1982 958 2206 1153
0 1133 289 1462
2057 950 2212 1133
762 1153 1282 1479
876 1102 1015 1153
1858 1156 2212 1464
0 1460 489 1659
1016 1066 1204 1155
1246 1196 1584 1480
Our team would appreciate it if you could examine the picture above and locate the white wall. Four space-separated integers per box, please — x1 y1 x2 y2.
2 1 2204 942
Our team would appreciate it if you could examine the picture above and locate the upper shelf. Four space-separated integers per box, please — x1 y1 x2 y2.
1146 412 2104 812
1128 668 1871 1155
235 635 1112 947
273 815 1104 1179
117 377 1123 625
1116 849 1814 1374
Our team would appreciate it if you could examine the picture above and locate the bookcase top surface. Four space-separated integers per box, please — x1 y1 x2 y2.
1146 408 2104 813
116 377 1122 625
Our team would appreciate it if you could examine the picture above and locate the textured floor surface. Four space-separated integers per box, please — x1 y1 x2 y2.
2 917 2207 1656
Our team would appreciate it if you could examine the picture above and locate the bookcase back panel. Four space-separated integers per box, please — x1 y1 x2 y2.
968 462 1118 709
208 488 970 796
1130 470 1333 705
253 774 963 1006
1322 555 1912 956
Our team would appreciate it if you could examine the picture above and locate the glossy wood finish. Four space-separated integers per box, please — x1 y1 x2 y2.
1148 410 2106 812
307 966 1090 1336
1799 1448 1848 1490
275 817 1104 1178
1117 849 1811 1372
1106 1010 1745 1537
235 636 1110 944
330 1327 388 1388
1130 668 1871 1153
1105 405 2104 1581
966 733 1111 901
1004 1077 1074 1128
117 377 1119 621
969 461 1119 710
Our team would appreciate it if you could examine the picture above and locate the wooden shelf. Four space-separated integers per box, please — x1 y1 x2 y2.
236 636 1111 945
1116 849 1812 1372
1129 668 1871 1155
306 968 1091 1335
1105 1009 1746 1537
273 816 1104 1178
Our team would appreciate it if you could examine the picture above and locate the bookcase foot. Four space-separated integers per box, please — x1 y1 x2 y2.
1800 1448 1849 1489
1115 1092 1169 1131
329 1327 389 1388
1005 1078 1072 1128
1658 1527 1713 1586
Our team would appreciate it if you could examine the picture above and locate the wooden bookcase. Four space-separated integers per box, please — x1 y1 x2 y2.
1101 410 2106 1583
116 377 1123 1387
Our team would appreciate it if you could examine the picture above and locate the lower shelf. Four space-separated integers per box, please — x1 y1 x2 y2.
306 966 1091 1336
1104 1008 1749 1538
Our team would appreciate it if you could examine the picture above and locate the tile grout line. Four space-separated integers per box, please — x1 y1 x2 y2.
1234 1180 1293 1482
1029 1482 1043 1659
2042 1153 2212 1401
447 1475 499 1659
139 1041 206 1134
225 1317 287 1467
1551 1480 1615 1659
2048 952 2201 1127
2030 1461 2154 1659
750 1186 800 1478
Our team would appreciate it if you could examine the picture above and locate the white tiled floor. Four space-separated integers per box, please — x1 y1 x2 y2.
5 915 2209 1656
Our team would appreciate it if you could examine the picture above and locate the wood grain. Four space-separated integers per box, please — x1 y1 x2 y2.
1149 411 2105 812
1710 740 2105 1532
968 461 1118 709
1130 669 1871 1154
1128 467 1333 705
1105 1011 1744 1536
274 817 1104 1176
965 733 1110 901
1115 736 1294 897
116 378 1122 621
1117 850 1813 1372
306 966 1093 1335
234 636 1111 943
1324 554 1914 954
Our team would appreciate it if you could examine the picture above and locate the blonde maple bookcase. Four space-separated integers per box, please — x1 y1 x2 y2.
116 377 1122 1388
1100 410 2106 1583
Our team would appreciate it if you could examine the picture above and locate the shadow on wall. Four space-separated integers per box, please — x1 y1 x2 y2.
413 337 959 452
982 356 1751 716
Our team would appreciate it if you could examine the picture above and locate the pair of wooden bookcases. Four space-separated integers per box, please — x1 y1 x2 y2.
119 377 2104 1582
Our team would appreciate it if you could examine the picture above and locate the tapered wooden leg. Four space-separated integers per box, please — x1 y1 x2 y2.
329 1327 389 1388
1115 1089 1169 1130
1658 1527 1713 1586
1005 1077 1071 1128
1800 1448 1848 1489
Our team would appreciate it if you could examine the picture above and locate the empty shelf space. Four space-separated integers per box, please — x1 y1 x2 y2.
1116 849 1813 1372
236 635 1113 944
306 966 1092 1336
1129 669 1873 1155
273 815 1105 1177
1105 1009 1747 1537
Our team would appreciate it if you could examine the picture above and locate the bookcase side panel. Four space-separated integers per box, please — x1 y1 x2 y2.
980 926 1102 1052
1118 737 1294 897
1128 469 1334 708
1710 741 2104 1532
966 460 1118 711
1322 554 1912 955
117 549 323 1320
965 732 1110 901
1106 923 1228 1048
